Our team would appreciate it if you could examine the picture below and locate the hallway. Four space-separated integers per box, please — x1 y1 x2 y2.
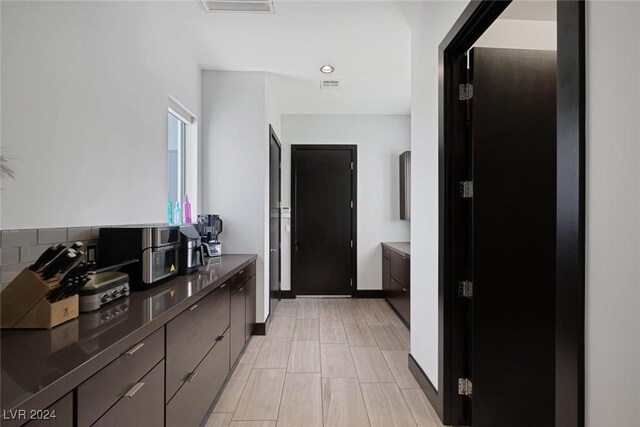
205 298 442 427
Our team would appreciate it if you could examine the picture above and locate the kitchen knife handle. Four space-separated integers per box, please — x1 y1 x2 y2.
42 250 73 280
60 251 84 275
29 246 57 271
124 382 144 398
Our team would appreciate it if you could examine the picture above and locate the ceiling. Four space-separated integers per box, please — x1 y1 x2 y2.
155 1 556 115
158 1 419 115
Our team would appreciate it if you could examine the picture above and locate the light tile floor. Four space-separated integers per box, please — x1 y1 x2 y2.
204 298 443 427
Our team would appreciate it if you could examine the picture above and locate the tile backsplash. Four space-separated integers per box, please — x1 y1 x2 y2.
0 227 99 291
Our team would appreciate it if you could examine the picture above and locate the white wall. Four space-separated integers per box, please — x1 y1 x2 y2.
0 1 201 229
475 19 557 50
281 115 411 291
410 0 557 392
265 73 282 301
201 71 270 322
409 0 469 389
585 2 640 425
410 3 640 424
0 0 3 222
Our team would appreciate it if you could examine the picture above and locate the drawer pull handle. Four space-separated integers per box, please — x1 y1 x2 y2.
239 270 244 275
190 304 199 311
216 335 225 341
187 371 198 382
124 382 144 398
402 287 408 293
220 284 227 289
238 287 245 292
126 342 145 355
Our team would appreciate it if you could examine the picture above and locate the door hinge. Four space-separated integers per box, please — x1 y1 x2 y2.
459 83 473 101
459 181 473 198
458 378 473 396
350 162 354 170
459 280 473 298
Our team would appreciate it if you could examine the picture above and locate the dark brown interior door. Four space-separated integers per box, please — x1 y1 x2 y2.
292 146 355 296
269 126 281 315
470 47 557 427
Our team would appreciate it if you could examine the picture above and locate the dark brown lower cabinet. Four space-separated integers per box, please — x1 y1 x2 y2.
166 331 230 427
165 283 229 402
92 360 165 427
230 285 246 363
164 266 254 427
77 328 164 427
246 267 256 339
382 256 391 293
390 251 410 289
382 246 410 325
388 278 410 323
24 393 73 427
15 262 256 427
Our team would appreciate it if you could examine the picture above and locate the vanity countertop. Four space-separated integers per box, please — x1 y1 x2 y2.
381 242 410 258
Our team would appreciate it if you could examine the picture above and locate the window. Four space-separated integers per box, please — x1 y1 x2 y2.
167 98 198 223
168 111 186 209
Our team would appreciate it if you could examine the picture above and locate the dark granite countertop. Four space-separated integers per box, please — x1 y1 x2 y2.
1 254 256 415
381 242 410 258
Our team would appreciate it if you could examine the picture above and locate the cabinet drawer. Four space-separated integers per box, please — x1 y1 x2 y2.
390 251 410 289
245 274 256 339
166 332 230 427
92 360 164 427
24 393 73 427
230 269 246 293
382 257 391 292
388 278 410 325
230 286 246 363
166 283 229 401
246 261 256 278
210 283 231 340
77 328 164 427
382 246 391 260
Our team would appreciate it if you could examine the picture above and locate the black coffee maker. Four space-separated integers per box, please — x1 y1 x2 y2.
196 215 223 257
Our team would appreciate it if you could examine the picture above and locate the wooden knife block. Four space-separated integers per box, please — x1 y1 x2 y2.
0 268 79 329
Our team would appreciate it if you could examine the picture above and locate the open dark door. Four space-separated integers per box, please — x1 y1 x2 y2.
468 48 557 427
269 126 281 316
291 145 356 296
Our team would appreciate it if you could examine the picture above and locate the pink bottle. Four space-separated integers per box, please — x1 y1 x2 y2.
183 194 192 224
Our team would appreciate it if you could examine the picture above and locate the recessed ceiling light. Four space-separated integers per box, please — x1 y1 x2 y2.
320 65 334 74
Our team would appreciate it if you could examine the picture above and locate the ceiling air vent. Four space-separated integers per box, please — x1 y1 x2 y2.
200 0 275 13
320 79 340 90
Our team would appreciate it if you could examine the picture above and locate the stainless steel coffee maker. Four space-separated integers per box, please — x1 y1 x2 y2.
196 215 223 257
178 225 204 275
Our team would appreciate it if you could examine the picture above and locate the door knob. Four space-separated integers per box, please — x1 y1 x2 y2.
270 248 277 252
